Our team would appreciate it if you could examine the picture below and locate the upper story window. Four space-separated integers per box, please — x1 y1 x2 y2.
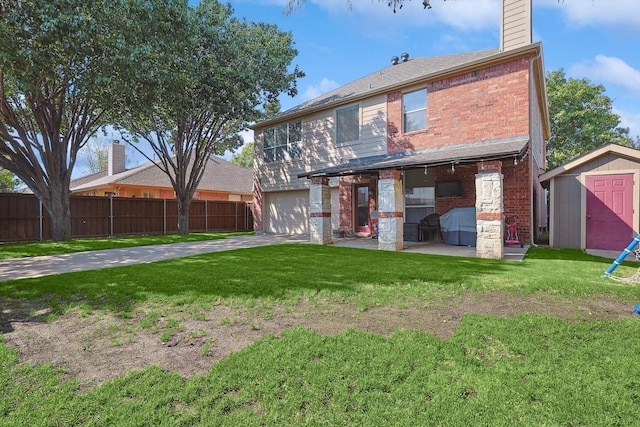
403 89 427 133
263 121 302 163
336 104 360 145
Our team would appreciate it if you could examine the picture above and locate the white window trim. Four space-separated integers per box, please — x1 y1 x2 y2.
402 88 427 134
263 121 303 164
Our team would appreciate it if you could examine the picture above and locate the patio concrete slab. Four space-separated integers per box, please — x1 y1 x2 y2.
331 237 529 261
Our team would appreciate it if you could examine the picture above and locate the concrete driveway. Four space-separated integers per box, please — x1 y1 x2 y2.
0 234 308 281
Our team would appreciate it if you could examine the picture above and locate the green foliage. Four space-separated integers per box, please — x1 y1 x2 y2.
0 0 185 240
0 167 20 192
77 139 110 175
231 143 255 169
2 244 640 424
114 0 303 234
546 69 633 169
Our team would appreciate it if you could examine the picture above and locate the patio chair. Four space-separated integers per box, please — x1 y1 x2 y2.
419 213 441 242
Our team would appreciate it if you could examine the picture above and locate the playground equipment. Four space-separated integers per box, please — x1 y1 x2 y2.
603 233 640 283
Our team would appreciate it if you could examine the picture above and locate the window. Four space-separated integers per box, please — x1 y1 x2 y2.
263 121 302 163
403 89 427 133
336 105 359 144
404 169 435 223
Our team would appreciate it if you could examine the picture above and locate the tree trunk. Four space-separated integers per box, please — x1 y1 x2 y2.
48 186 72 242
176 197 191 235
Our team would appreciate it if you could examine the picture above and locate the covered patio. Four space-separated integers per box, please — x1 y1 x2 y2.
331 236 530 261
302 137 532 260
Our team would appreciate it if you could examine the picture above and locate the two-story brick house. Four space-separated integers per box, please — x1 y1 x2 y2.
251 0 550 259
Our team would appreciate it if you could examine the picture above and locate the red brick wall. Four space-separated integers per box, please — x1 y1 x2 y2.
430 158 533 244
252 179 263 232
433 165 477 214
339 177 353 234
502 156 532 243
388 58 531 154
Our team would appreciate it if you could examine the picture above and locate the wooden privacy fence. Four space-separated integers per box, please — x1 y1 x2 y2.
0 193 253 242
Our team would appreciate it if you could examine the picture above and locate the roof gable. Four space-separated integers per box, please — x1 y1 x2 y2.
71 156 253 194
254 43 545 130
540 143 640 182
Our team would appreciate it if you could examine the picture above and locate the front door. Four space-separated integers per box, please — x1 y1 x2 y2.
354 184 370 233
586 174 634 250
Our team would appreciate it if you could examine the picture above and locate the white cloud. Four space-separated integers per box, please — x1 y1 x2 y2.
571 55 640 94
301 77 340 100
536 0 640 29
615 107 640 139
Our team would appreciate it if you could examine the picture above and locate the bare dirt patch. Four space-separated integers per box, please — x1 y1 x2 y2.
1 292 635 389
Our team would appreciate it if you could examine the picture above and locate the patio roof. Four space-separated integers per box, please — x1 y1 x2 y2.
298 135 530 178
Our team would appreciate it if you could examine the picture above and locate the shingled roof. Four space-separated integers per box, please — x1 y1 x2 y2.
253 47 511 128
70 156 253 195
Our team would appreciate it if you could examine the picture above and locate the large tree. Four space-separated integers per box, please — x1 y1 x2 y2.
119 0 303 234
231 143 255 169
0 0 143 241
546 69 633 169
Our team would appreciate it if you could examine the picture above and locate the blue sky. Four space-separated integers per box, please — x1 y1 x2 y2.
86 0 640 173
228 0 640 147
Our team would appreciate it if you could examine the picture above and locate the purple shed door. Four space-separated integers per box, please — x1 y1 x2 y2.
586 174 634 250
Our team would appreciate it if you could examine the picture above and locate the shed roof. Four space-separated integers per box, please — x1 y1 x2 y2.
540 144 640 182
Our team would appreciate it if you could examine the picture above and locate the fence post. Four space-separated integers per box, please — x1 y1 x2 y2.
110 195 114 237
205 200 208 232
163 199 167 235
39 199 43 241
246 202 250 231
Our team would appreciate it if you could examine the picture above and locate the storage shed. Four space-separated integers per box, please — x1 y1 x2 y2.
540 144 640 251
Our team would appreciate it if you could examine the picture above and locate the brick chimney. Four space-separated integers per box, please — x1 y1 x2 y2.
500 0 532 52
108 141 126 176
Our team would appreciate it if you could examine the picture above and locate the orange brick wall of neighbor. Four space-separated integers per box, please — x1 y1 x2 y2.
387 58 530 154
75 186 250 202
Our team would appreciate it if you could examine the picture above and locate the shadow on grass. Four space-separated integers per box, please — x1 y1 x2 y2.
2 244 633 329
0 244 506 317
526 246 638 267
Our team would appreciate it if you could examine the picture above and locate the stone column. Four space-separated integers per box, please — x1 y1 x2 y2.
310 177 332 245
377 169 403 251
475 161 504 259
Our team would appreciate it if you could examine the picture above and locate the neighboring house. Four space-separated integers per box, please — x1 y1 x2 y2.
71 142 253 202
251 0 550 259
540 143 640 251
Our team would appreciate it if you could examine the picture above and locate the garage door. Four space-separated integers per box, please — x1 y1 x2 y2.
265 190 309 234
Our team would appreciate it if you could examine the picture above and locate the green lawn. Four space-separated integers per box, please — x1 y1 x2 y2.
1 244 640 425
0 231 254 260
